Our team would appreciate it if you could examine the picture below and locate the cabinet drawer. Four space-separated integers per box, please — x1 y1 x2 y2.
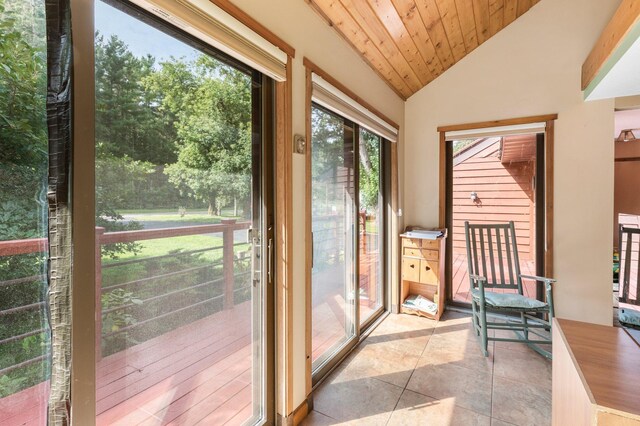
402 238 422 249
422 239 439 250
402 258 421 282
420 260 439 284
422 249 439 261
403 247 422 258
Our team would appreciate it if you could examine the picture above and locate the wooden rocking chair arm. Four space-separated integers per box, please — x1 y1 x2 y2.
519 274 556 285
469 274 488 282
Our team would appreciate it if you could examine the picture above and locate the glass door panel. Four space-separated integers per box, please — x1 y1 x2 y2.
311 106 357 372
94 2 266 424
0 1 50 423
358 129 383 326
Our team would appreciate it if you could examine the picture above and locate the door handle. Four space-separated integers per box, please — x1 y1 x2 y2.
311 232 314 269
267 237 273 284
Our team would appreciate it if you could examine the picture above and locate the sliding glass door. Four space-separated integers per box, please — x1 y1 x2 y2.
310 106 357 372
94 1 271 424
310 105 387 378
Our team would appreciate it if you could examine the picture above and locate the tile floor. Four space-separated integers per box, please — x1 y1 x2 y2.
302 311 552 426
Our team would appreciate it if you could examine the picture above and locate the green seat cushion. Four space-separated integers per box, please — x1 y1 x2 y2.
619 308 640 327
472 289 547 309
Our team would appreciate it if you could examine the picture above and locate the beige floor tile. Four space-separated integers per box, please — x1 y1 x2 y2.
306 311 552 426
492 376 551 426
493 323 551 354
406 362 493 416
313 376 403 425
491 418 517 426
387 389 491 426
335 341 420 388
421 332 494 373
301 410 337 426
367 313 436 353
493 345 551 388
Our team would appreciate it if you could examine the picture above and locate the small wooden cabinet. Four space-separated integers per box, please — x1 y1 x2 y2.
400 231 446 320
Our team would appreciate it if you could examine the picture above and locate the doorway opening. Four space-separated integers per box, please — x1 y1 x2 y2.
613 108 640 327
446 133 546 305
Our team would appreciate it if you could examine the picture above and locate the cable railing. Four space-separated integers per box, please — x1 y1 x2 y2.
0 218 251 382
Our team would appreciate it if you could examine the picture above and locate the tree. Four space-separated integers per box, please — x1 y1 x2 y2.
95 34 176 164
148 55 253 216
0 0 47 240
358 130 381 211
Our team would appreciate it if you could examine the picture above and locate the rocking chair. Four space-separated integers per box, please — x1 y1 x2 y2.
465 221 556 359
618 225 640 329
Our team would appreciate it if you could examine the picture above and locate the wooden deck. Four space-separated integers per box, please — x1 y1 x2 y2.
1 302 255 426
452 249 537 303
311 240 380 366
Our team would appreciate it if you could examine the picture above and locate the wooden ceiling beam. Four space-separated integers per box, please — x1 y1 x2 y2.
391 0 444 79
366 0 435 84
307 0 413 99
339 0 424 91
581 0 640 92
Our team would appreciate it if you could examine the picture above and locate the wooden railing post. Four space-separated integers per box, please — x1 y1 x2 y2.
95 227 105 362
221 219 236 310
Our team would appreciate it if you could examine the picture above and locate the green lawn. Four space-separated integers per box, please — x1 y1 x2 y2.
104 234 229 265
125 213 244 224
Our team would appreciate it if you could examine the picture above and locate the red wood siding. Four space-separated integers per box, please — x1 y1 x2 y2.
453 140 535 260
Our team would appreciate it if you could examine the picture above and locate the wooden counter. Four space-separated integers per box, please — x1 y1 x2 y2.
552 318 640 425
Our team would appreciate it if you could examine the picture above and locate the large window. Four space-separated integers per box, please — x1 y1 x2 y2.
0 1 50 424
93 1 271 424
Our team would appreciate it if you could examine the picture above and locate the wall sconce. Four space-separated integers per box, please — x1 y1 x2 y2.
470 192 478 202
616 129 637 143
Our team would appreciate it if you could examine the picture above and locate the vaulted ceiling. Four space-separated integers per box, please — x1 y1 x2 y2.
307 0 540 99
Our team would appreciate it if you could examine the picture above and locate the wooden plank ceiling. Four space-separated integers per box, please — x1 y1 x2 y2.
307 0 540 99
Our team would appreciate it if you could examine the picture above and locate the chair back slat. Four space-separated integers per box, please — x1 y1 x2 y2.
619 225 640 306
465 221 521 291
487 230 496 285
479 230 487 282
504 226 515 285
509 221 523 293
496 228 505 285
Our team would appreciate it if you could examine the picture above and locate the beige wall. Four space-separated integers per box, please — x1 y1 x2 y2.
224 0 405 410
404 0 619 325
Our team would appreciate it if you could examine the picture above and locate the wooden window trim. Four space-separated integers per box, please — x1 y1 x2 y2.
437 114 558 133
303 57 400 131
275 57 295 419
209 0 296 58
